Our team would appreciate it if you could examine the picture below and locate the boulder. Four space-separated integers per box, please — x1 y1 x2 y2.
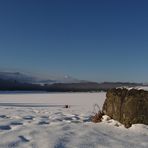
102 88 148 127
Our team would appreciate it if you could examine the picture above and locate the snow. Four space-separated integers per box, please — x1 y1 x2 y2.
135 86 148 91
0 92 147 148
118 86 148 91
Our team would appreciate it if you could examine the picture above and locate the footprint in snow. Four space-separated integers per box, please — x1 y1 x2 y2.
18 135 31 142
5 135 31 148
0 115 6 118
23 116 35 120
10 121 23 126
0 125 11 130
63 117 73 121
0 115 9 119
40 115 49 119
38 120 50 125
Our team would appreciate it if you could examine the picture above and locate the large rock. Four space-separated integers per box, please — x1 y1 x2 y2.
102 88 148 127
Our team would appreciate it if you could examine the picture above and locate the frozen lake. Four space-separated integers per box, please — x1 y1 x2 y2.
0 92 106 112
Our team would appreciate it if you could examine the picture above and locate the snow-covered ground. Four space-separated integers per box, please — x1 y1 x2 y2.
0 92 147 148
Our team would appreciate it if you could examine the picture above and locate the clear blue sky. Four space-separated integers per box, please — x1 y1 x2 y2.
0 0 148 82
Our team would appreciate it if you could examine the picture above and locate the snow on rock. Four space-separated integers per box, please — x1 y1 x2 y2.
118 86 148 91
0 92 147 148
136 86 148 91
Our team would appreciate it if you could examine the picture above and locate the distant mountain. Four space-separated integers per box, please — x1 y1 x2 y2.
0 71 83 84
0 71 147 92
0 72 36 83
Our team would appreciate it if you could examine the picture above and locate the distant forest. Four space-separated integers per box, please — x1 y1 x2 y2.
0 79 143 92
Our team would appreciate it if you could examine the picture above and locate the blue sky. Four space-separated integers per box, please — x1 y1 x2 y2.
0 0 148 82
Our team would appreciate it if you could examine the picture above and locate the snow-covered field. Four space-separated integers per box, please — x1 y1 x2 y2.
0 92 147 148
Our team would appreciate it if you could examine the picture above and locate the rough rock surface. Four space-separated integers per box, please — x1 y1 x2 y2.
102 88 148 127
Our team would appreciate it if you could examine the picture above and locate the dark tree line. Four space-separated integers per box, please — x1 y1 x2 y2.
0 79 143 92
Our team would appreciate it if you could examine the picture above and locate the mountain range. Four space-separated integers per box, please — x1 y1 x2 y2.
0 71 146 92
0 71 83 84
